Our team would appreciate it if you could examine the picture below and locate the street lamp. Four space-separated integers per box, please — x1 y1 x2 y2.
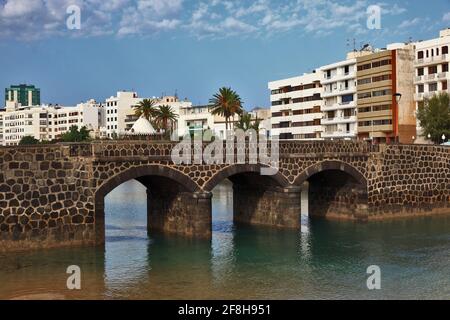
443 134 446 144
393 93 402 144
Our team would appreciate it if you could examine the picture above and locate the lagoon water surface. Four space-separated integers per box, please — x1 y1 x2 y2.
0 179 449 299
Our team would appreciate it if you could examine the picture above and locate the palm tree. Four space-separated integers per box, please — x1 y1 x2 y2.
134 98 158 121
154 105 178 136
209 87 243 130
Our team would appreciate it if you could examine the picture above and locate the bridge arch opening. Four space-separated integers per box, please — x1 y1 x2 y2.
294 161 368 220
94 166 209 244
206 164 301 229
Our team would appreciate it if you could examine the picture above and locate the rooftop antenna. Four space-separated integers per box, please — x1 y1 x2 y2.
347 38 356 51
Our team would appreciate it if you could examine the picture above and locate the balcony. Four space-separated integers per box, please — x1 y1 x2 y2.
322 101 356 111
320 72 354 85
415 89 450 101
414 54 448 66
321 116 357 125
322 87 355 98
322 130 356 139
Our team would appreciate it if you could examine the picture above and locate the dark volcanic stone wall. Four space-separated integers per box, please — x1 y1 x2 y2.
0 141 448 251
367 145 450 218
0 145 95 250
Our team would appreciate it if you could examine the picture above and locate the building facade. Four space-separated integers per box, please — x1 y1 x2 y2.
414 28 450 143
356 44 416 144
320 56 358 140
5 84 40 107
1 100 104 146
104 92 192 138
269 71 323 140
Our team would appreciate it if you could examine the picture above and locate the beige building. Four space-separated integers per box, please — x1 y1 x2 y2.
356 44 416 144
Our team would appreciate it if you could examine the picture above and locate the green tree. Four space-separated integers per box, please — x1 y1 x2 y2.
417 92 450 144
154 105 178 136
209 87 243 130
19 135 39 145
61 126 91 142
235 113 252 131
235 112 262 132
134 98 158 121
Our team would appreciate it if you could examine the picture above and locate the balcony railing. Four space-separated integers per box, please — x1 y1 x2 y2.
414 54 448 65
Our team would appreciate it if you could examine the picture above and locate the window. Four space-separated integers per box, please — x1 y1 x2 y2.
344 65 349 75
418 51 424 59
372 74 391 82
418 84 424 93
372 104 391 112
429 83 438 92
357 77 371 85
428 65 438 74
357 63 371 71
372 89 392 97
342 94 354 103
443 63 449 72
443 81 448 91
359 107 371 113
358 92 371 99
443 46 449 55
418 68 424 76
279 133 293 140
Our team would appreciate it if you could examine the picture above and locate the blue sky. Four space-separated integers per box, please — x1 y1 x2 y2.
0 0 449 109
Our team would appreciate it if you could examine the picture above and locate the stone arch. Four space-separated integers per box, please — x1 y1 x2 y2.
293 160 367 187
93 165 200 244
203 163 290 192
294 160 368 220
95 165 199 200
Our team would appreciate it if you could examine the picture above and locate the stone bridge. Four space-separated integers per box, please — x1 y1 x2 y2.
0 141 449 251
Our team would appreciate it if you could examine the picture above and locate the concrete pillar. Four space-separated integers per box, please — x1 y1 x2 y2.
147 189 212 238
233 184 302 229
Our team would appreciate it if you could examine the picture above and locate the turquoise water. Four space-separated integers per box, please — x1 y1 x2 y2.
0 179 449 299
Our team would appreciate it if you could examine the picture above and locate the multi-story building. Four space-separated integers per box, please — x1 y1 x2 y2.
177 104 214 138
104 91 192 138
1 100 104 145
413 28 450 143
269 71 323 140
5 84 40 107
320 55 358 140
104 91 141 138
356 43 416 144
0 109 4 144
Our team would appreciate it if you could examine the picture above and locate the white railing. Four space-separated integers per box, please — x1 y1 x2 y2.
414 54 448 65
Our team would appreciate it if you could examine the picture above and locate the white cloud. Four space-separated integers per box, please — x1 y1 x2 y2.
0 0 415 41
443 12 450 22
398 18 421 29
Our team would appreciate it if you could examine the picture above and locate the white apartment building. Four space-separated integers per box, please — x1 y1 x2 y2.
1 100 104 146
104 91 192 138
177 104 214 138
414 28 450 142
320 56 358 140
269 71 323 140
104 91 141 138
0 110 4 143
